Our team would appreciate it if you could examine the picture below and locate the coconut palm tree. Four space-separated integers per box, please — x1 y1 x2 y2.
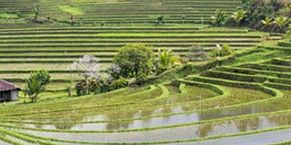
274 15 289 28
157 49 181 74
231 9 246 25
211 10 228 26
24 70 50 102
261 17 273 27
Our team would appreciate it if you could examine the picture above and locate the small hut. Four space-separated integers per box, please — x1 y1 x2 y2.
0 80 20 101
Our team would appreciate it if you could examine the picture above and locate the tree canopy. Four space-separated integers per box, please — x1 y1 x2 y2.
113 43 154 82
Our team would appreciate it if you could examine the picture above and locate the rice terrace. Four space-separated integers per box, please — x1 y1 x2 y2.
0 0 290 144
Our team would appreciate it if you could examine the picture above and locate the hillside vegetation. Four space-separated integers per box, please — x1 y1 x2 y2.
0 0 290 145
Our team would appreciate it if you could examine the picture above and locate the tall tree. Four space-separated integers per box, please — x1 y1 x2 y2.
113 43 154 83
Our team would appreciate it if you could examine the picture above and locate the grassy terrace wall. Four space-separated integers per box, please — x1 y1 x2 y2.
1 0 291 144
0 26 265 90
0 0 242 25
0 39 289 144
0 0 255 91
1 72 291 144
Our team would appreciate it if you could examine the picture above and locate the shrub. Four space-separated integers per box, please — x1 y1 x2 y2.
110 77 129 90
278 5 291 17
75 79 88 96
74 72 129 96
184 45 208 62
66 86 74 97
69 55 101 79
210 10 228 26
89 79 101 94
181 15 187 24
156 15 165 25
209 44 233 58
108 64 121 80
220 44 233 56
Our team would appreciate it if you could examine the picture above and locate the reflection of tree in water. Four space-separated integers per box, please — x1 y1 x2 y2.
105 110 136 130
234 117 260 132
180 104 193 112
15 121 32 128
201 105 256 121
106 120 132 130
51 114 84 130
268 113 291 126
140 108 155 118
162 106 172 114
196 123 214 138
200 109 222 121
33 123 44 129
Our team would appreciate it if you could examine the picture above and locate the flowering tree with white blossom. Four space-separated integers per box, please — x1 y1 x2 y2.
67 55 101 96
69 55 101 79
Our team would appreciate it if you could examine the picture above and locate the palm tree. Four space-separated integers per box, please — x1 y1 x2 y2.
261 17 273 27
158 49 181 73
231 9 246 25
274 16 289 28
211 10 227 26
24 70 50 102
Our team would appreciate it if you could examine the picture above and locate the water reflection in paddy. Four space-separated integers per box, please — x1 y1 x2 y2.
180 128 291 145
17 97 291 131
21 111 201 131
12 89 291 133
18 112 291 143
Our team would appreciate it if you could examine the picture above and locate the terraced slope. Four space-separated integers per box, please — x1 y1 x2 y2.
0 26 266 90
0 0 242 25
0 38 290 144
0 80 284 144
182 39 291 144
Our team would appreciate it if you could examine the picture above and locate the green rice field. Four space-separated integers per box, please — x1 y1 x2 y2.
0 0 290 144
